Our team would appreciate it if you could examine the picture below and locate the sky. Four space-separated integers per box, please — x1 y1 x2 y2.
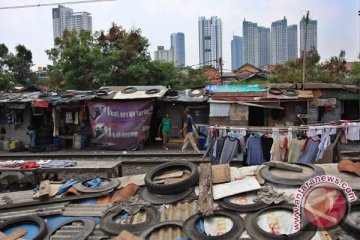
0 0 359 71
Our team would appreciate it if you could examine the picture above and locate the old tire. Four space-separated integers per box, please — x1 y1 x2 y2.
341 200 360 237
0 215 47 240
145 89 161 95
283 89 299 97
144 161 199 195
244 204 316 240
218 193 270 212
183 210 244 240
45 218 96 240
73 177 120 193
121 87 137 94
268 87 283 95
100 205 160 235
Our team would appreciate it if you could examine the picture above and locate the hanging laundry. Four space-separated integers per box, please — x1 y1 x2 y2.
270 138 282 162
65 112 73 124
347 122 360 141
298 137 320 164
316 129 332 160
74 112 79 125
219 137 241 164
246 134 264 165
280 135 288 162
288 138 306 163
261 135 273 162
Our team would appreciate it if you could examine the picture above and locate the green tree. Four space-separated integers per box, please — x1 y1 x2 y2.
6 44 37 86
46 30 96 90
349 61 360 84
321 50 347 83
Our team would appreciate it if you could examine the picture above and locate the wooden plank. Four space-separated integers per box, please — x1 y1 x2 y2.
212 176 261 200
198 163 213 216
113 230 144 240
38 180 50 201
154 170 184 180
0 228 27 240
211 164 231 184
165 171 191 184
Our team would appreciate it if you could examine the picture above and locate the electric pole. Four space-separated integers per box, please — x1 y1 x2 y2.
219 57 223 85
302 11 309 90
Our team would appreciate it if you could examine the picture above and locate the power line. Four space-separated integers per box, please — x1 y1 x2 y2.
0 0 116 10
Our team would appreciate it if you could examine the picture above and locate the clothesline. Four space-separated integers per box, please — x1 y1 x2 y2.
209 123 349 132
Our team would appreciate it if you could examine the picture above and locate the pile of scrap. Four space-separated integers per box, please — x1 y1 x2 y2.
0 161 359 239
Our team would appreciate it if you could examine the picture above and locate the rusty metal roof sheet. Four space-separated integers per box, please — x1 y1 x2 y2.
62 204 109 217
0 202 67 221
48 224 110 240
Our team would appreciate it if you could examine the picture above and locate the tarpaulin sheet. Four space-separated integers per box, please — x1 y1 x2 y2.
87 101 153 150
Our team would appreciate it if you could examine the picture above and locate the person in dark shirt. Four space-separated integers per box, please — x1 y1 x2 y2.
179 109 200 153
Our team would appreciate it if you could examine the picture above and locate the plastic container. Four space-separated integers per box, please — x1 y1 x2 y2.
3 141 9 151
198 136 206 150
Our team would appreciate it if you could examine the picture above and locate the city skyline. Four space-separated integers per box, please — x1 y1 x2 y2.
198 16 222 68
52 5 92 40
171 32 185 67
0 0 357 71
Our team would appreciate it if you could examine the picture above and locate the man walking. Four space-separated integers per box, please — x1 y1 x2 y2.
179 109 200 153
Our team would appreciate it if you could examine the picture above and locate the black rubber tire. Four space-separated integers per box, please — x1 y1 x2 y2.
100 205 160 235
0 215 47 240
121 87 137 94
29 146 45 153
244 204 316 240
144 161 199 195
45 218 96 240
140 221 183 238
145 89 161 95
340 200 360 237
73 177 120 193
188 89 204 97
259 163 325 186
283 89 299 97
183 210 245 240
166 90 179 97
218 193 270 212
268 87 283 95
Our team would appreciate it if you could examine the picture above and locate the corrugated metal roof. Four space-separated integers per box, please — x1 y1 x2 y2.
48 224 110 240
0 202 67 221
62 204 109 217
161 90 209 103
267 90 313 99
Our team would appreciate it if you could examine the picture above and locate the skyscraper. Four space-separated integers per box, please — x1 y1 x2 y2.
171 33 185 67
287 24 298 60
154 46 175 63
198 16 222 68
258 27 271 68
52 5 92 40
231 36 243 71
243 20 258 66
300 16 318 52
271 17 288 64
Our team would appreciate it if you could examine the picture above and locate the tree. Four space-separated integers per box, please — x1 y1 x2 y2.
0 43 37 90
6 44 37 86
321 50 347 83
46 23 207 90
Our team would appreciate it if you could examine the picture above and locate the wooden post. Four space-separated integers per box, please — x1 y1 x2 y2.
198 163 214 216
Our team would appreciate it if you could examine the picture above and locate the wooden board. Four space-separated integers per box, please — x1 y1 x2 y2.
0 228 27 240
198 163 214 216
38 180 50 201
212 176 261 200
211 164 231 184
154 170 184 180
165 171 192 184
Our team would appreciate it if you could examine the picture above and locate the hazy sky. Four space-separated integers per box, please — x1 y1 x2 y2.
0 0 359 70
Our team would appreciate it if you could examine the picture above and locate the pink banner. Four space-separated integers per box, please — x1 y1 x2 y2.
87 100 153 150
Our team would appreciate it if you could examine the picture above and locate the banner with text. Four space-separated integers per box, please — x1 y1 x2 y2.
87 100 153 150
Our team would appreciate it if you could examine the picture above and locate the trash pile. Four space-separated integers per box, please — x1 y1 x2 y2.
0 160 359 239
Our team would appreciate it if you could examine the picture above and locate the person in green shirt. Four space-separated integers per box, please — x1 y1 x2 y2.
158 113 171 150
